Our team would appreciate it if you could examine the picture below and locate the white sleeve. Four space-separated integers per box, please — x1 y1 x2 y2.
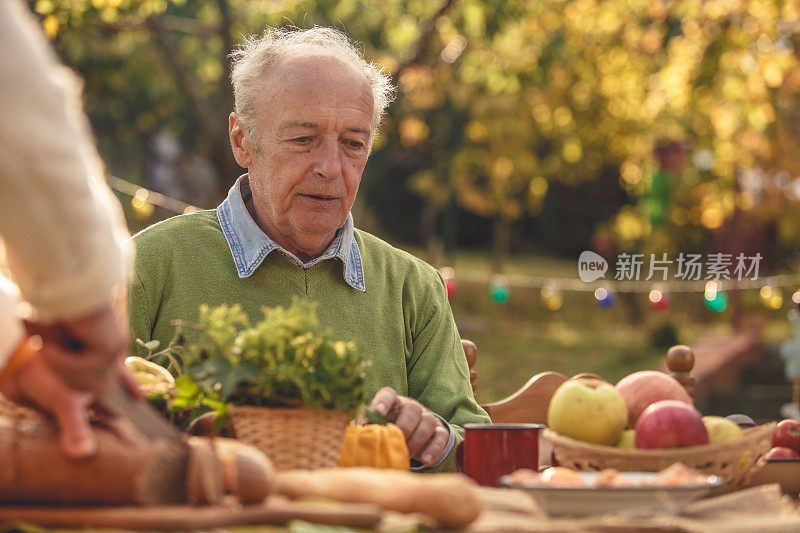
0 0 131 328
0 277 25 368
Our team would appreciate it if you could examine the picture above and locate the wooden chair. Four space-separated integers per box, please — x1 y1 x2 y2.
460 340 694 424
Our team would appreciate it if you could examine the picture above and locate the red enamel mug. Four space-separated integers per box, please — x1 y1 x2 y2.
458 423 544 487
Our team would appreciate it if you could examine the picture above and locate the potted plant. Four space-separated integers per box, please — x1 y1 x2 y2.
131 298 371 470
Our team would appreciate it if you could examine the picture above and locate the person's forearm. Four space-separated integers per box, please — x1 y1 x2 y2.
0 0 130 322
0 282 24 370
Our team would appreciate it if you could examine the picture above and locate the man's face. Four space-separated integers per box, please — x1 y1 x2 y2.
242 55 374 261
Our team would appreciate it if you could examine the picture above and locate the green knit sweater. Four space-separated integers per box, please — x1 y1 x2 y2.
128 210 490 471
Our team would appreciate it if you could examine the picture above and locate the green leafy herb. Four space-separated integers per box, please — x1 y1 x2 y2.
165 298 371 414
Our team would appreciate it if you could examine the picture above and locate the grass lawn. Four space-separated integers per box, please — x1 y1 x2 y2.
462 318 666 404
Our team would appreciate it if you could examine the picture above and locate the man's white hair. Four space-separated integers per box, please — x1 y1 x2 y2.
230 26 395 138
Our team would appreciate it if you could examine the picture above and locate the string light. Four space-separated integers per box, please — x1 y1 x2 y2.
594 287 615 308
440 267 457 299
448 267 800 293
648 287 670 311
439 265 800 314
130 188 154 220
490 275 510 304
541 283 563 311
648 289 662 303
704 281 727 312
106 175 200 217
760 286 783 310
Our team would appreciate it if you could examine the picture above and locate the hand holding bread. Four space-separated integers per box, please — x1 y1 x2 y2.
0 411 274 506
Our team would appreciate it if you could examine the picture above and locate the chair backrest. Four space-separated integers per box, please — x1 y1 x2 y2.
461 339 566 424
480 371 567 424
461 339 694 424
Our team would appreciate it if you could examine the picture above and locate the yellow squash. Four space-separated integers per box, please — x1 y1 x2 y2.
338 422 410 470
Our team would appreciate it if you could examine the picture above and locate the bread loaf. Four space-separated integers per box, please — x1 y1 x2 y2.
0 413 274 506
276 468 483 527
0 415 189 504
213 437 275 503
185 437 225 505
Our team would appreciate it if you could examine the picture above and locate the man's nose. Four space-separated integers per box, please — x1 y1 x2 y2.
314 138 343 180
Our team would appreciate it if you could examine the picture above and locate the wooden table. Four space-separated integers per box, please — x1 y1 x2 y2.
456 484 800 533
2 483 799 532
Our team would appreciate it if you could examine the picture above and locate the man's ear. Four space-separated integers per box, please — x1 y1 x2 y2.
229 112 253 168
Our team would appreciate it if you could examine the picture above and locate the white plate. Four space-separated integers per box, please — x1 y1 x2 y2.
500 471 722 517
748 458 800 496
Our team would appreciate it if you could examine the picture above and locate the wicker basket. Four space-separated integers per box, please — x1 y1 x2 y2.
228 406 351 470
543 422 776 488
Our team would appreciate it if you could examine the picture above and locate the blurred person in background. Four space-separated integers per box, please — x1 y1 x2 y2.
0 0 133 460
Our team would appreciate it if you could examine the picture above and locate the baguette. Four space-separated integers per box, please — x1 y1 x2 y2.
276 468 483 527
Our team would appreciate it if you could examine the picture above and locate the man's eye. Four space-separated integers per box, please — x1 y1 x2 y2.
291 137 312 144
346 140 365 149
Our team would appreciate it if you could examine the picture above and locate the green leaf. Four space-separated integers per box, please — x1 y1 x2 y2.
359 405 389 426
188 355 231 390
171 373 200 409
220 361 259 398
144 340 161 351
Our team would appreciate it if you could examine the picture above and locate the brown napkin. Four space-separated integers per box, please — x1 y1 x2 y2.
463 484 800 533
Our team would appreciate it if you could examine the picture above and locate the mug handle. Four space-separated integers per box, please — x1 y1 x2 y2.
455 441 465 473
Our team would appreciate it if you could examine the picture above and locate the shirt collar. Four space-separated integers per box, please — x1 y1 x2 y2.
216 174 365 292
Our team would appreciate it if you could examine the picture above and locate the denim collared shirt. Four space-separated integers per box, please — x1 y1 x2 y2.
216 174 455 469
217 175 365 290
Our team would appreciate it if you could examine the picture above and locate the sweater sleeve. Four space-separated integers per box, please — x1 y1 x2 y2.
406 270 491 472
127 263 157 358
0 0 130 333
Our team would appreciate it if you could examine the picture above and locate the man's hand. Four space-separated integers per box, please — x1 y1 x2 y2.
370 387 449 467
25 303 129 394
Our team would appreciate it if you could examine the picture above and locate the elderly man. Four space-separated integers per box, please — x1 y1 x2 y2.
129 27 490 471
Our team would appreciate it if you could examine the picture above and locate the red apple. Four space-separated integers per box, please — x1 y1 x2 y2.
764 446 800 460
615 371 693 427
635 400 709 449
772 419 800 454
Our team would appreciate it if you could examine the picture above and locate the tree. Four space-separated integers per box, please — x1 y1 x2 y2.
31 0 800 270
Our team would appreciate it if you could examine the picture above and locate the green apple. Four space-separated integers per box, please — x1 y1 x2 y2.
547 377 628 445
702 416 743 444
616 429 636 449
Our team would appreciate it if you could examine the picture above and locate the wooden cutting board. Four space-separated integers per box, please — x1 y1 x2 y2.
0 496 382 530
